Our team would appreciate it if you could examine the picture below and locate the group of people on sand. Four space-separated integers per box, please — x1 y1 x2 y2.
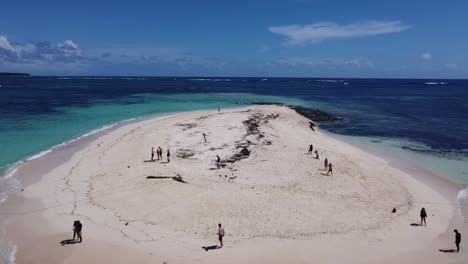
419 207 462 252
151 146 170 163
308 144 333 176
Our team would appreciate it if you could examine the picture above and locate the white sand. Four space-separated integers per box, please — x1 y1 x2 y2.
0 105 464 263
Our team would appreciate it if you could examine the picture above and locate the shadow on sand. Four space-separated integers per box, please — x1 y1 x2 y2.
410 223 422 227
439 249 457 253
146 175 187 183
60 239 78 246
146 176 172 179
143 159 156 163
202 245 220 251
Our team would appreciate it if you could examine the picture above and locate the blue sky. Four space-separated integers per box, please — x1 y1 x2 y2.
1 0 467 78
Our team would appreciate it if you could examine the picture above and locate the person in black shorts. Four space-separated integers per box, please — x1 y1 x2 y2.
73 220 82 242
326 163 333 176
73 220 79 240
420 208 427 227
455 229 461 252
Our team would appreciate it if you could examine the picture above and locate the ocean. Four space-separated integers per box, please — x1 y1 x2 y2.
1 76 467 187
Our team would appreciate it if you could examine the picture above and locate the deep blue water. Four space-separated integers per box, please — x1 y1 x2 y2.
1 76 467 182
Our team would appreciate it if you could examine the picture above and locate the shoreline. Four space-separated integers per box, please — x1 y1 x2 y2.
322 131 464 201
0 105 465 263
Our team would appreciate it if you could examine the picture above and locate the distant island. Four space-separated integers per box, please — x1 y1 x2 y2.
0 72 31 77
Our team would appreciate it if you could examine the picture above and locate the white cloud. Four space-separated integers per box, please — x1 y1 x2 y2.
420 52 432 61
275 57 374 69
269 20 410 45
0 36 16 52
444 63 458 69
0 35 83 63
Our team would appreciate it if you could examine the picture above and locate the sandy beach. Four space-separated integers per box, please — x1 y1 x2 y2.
0 105 464 264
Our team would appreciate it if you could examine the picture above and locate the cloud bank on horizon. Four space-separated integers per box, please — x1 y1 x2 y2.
0 36 82 64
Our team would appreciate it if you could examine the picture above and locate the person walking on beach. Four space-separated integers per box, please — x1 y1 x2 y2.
151 147 155 161
326 163 333 176
454 229 462 252
167 149 171 163
203 133 207 143
314 150 319 159
217 223 225 248
73 220 82 242
420 208 427 226
324 158 328 170
308 144 313 154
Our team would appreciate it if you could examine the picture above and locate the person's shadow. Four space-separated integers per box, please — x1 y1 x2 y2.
439 249 457 253
410 223 422 227
60 239 78 246
202 245 220 251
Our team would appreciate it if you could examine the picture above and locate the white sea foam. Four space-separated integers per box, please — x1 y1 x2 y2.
0 225 17 264
53 77 147 80
0 242 16 264
316 79 344 83
25 149 53 161
0 178 22 204
457 187 468 216
425 82 447 85
188 78 232 82
8 245 16 264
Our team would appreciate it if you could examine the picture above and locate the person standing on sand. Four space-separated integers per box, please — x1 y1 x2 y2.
218 107 220 113
314 150 319 159
326 163 333 176
455 229 461 252
151 147 155 161
420 208 427 226
308 144 313 154
203 133 207 143
217 223 225 248
73 220 79 240
74 220 82 242
167 149 171 163
324 158 328 170
158 147 162 160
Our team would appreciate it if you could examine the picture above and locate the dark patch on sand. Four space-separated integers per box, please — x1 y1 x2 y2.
176 149 195 158
176 122 197 131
